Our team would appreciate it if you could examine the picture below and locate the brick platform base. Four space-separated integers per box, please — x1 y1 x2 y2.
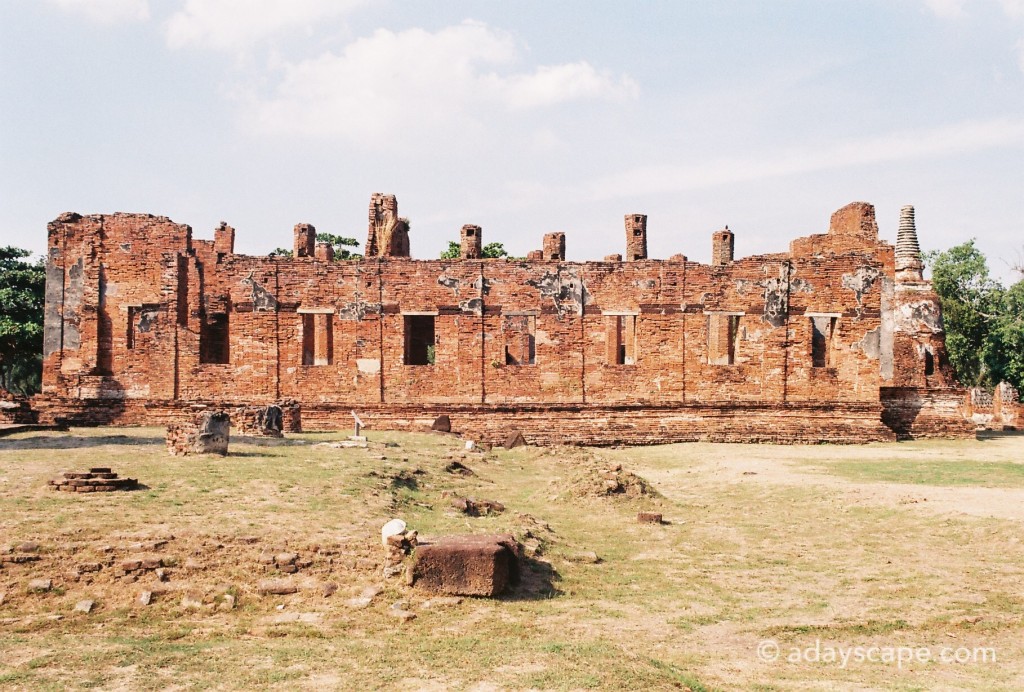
22 395 969 445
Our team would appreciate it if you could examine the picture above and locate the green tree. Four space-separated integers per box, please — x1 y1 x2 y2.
316 233 362 260
986 278 1024 392
439 241 510 259
0 247 45 394
268 247 293 258
926 240 1007 388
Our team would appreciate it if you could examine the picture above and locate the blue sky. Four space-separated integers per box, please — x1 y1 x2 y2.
2 0 1022 281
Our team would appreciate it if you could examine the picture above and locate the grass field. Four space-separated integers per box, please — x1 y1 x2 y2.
2 428 1023 690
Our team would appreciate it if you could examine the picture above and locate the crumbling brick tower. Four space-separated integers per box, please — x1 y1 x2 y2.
625 214 647 261
365 193 410 258
460 225 482 259
34 195 974 444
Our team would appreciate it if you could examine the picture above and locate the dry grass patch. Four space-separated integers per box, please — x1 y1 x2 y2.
1 428 1023 689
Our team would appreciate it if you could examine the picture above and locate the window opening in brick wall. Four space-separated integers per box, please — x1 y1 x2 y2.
301 313 334 366
810 316 837 368
707 314 739 365
606 314 637 365
924 348 935 376
126 306 137 350
404 315 436 365
200 312 230 364
503 314 536 365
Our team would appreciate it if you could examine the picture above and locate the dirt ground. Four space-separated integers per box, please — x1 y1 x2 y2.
2 427 1023 690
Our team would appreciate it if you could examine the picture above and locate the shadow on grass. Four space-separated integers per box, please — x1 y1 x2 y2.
504 556 563 601
976 429 1024 441
225 450 286 458
0 434 165 450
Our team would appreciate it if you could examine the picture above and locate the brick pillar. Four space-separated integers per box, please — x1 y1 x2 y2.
214 222 235 255
542 232 565 261
711 228 734 266
314 242 335 262
293 223 316 258
461 225 482 259
625 214 647 261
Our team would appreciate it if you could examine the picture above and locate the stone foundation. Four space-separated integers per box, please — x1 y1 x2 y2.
49 467 139 492
0 389 36 424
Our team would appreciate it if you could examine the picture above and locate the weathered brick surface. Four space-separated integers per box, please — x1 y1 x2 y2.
33 199 974 443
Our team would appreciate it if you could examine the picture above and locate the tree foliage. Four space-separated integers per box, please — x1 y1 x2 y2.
269 235 362 260
0 247 45 394
316 233 362 260
439 241 510 259
926 240 1024 392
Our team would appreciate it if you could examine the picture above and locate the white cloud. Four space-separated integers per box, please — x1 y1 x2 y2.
47 0 149 23
1000 0 1024 18
581 118 1024 200
244 21 638 142
165 0 365 51
923 0 968 17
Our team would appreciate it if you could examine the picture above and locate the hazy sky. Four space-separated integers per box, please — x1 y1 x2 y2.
2 0 1022 281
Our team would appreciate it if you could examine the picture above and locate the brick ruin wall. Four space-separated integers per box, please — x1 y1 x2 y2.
32 198 976 444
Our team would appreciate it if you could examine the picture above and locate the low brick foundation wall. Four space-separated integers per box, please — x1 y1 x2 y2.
28 396 916 445
880 387 976 440
32 388 981 445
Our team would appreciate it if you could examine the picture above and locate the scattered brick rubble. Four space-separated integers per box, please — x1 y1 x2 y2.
448 495 505 517
234 403 300 437
166 411 230 456
568 462 659 499
49 468 139 492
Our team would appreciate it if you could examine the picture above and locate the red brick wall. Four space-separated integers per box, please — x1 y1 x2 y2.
36 201 974 443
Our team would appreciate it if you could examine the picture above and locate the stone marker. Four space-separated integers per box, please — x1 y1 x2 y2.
411 534 521 597
503 430 527 449
74 599 94 614
637 512 663 524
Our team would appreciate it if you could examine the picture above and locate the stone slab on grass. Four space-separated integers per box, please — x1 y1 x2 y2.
412 534 520 597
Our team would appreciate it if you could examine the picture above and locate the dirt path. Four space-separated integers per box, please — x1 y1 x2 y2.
642 436 1024 522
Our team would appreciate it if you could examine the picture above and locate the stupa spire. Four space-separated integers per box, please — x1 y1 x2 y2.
895 204 924 281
